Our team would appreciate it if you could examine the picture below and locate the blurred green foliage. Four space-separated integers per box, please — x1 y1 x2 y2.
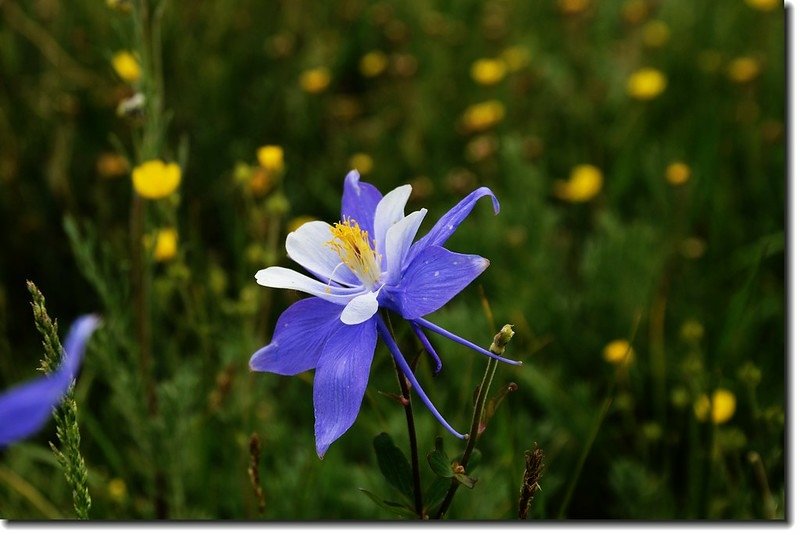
0 0 785 520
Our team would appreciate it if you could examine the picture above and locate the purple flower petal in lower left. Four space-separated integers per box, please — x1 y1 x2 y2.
313 316 378 458
0 314 100 448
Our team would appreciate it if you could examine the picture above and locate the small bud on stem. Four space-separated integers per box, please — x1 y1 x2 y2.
489 324 515 355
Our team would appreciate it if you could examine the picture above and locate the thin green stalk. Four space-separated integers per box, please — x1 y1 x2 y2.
0 466 63 520
130 0 171 518
434 325 514 519
557 391 613 519
383 311 424 518
27 282 92 519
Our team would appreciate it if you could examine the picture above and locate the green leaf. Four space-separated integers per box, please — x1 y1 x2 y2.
424 476 452 512
373 433 414 500
453 472 477 489
427 436 454 478
359 488 418 519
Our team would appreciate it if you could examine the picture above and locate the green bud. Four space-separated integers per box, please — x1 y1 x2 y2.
737 361 762 388
489 324 514 355
266 192 290 215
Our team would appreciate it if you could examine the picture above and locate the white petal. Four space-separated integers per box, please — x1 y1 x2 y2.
340 291 380 325
255 267 363 305
286 221 359 286
373 184 412 256
384 209 427 283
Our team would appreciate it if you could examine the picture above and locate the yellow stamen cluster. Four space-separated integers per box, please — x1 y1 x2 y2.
326 219 381 285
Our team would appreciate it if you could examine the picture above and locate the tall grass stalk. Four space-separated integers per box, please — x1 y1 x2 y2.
27 281 92 519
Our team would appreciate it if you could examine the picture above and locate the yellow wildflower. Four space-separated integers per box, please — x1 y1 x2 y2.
501 46 531 72
621 0 649 24
665 161 691 186
287 215 316 233
107 478 127 503
106 0 132 12
111 51 141 83
642 20 670 48
96 153 128 178
627 68 667 100
694 389 737 424
233 162 253 185
143 228 178 262
603 339 635 366
745 0 780 11
470 58 507 85
553 164 603 203
257 145 284 173
680 319 705 342
299 67 331 93
558 0 591 16
461 100 506 133
249 168 273 197
132 160 181 199
728 57 760 84
359 51 388 78
348 153 374 175
680 237 707 259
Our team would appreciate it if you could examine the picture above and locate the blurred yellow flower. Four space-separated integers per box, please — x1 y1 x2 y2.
257 145 284 173
627 68 667 100
745 0 780 11
462 100 506 133
470 58 507 85
553 164 603 203
694 389 737 424
144 228 178 262
680 319 705 342
603 339 635 366
665 161 691 186
299 67 331 93
106 0 132 12
680 237 707 259
558 0 591 16
359 51 388 78
233 161 253 185
107 478 127 503
96 153 128 178
287 215 316 233
249 168 273 197
348 153 374 175
621 0 649 24
642 20 670 48
132 160 181 199
727 56 760 84
465 135 498 162
500 46 531 72
112 51 141 83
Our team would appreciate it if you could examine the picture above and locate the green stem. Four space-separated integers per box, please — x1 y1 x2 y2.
434 353 499 519
383 311 424 518
557 390 613 519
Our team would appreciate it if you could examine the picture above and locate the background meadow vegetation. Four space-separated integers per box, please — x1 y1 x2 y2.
0 0 785 520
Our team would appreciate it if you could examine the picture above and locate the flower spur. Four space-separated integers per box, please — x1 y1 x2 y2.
250 171 521 457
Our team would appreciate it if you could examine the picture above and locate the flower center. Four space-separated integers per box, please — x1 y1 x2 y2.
326 218 382 286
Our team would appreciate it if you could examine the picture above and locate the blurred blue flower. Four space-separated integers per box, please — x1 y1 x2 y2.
0 315 100 448
251 171 520 457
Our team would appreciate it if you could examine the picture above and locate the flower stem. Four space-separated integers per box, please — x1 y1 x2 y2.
434 357 497 519
434 325 514 519
381 311 424 518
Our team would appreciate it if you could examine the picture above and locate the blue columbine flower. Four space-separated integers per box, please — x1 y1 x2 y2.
250 171 520 457
0 315 100 448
